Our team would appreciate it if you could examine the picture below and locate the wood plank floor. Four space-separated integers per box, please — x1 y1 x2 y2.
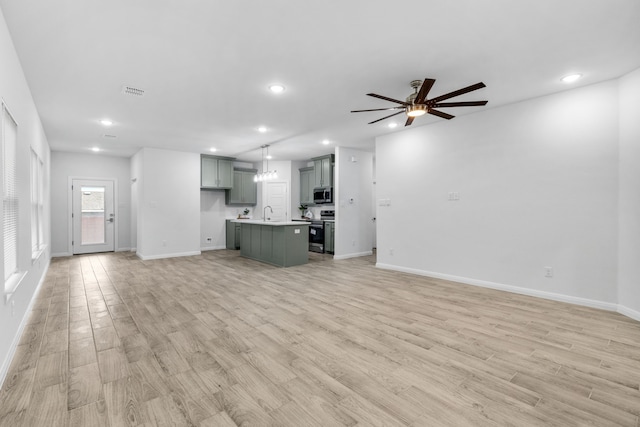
1 250 639 426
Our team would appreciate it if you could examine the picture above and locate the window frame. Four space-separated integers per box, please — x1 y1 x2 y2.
30 147 45 259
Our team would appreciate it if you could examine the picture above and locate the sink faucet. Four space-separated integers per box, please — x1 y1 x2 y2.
263 205 273 221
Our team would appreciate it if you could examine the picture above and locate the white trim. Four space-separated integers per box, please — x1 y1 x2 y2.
0 258 49 390
334 250 373 260
617 305 640 322
136 250 201 261
3 271 27 303
115 247 131 252
376 263 620 313
51 252 72 258
201 245 226 251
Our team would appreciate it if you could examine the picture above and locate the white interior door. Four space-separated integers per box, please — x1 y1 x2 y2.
266 181 288 221
72 179 115 254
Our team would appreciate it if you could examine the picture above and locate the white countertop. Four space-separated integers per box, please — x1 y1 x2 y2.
231 219 310 226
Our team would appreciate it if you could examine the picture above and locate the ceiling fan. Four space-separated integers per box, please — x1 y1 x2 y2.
351 78 488 126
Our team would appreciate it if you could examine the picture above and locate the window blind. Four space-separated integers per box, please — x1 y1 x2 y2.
3 102 18 282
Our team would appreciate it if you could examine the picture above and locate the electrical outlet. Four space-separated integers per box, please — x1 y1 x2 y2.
389 248 394 255
544 266 553 278
162 240 167 247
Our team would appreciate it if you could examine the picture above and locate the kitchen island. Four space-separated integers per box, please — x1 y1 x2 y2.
233 220 309 267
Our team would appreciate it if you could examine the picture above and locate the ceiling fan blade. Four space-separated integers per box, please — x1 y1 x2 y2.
429 82 486 104
351 107 405 113
367 93 410 106
414 78 436 104
368 110 405 124
433 100 488 108
405 116 415 126
428 109 455 120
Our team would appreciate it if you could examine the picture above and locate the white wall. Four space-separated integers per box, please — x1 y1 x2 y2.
0 7 51 387
335 147 374 259
618 67 640 319
134 148 201 260
377 80 620 309
50 151 131 256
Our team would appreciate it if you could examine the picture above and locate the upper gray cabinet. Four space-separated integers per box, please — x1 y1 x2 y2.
226 168 257 205
299 166 315 205
201 155 234 189
312 154 334 188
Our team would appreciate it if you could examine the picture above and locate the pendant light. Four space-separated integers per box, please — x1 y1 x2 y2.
254 144 278 182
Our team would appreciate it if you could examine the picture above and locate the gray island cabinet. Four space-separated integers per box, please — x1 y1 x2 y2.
235 220 309 267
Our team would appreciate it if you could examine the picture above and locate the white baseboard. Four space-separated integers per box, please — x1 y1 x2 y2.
617 305 640 322
201 245 226 251
53 248 131 256
51 252 72 258
376 263 620 313
0 259 50 390
334 250 373 260
136 250 202 261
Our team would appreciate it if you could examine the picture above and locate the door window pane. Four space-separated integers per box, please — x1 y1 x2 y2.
81 186 105 245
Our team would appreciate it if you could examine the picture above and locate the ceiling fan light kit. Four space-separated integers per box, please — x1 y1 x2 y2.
406 104 427 117
351 77 488 126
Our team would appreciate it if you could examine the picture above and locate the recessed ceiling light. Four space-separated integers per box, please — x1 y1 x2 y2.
266 155 273 160
100 119 113 126
561 74 582 83
258 126 267 133
388 122 398 128
209 148 217 152
322 139 330 145
91 147 100 152
268 84 285 93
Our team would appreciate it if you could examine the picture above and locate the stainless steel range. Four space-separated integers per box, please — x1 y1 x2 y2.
309 210 335 253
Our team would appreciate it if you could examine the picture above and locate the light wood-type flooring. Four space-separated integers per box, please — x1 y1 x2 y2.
1 250 639 426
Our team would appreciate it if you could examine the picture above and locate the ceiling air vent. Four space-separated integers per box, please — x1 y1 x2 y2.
122 85 145 97
103 134 117 139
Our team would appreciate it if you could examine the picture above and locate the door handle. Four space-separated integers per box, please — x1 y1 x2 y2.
108 213 115 223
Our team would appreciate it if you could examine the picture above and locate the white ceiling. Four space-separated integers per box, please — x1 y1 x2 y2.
1 0 639 162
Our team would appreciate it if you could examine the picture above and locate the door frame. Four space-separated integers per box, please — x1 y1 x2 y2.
67 176 119 255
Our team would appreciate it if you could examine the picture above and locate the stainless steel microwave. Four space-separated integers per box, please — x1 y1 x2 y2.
313 187 333 204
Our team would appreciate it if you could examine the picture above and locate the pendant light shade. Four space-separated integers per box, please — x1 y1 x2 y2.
254 145 278 182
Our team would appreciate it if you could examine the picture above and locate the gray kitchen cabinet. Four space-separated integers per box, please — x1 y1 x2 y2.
299 166 315 205
324 221 335 254
201 155 234 189
226 220 241 249
226 168 257 205
312 154 334 188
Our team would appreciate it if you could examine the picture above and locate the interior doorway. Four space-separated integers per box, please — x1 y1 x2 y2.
71 179 115 254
